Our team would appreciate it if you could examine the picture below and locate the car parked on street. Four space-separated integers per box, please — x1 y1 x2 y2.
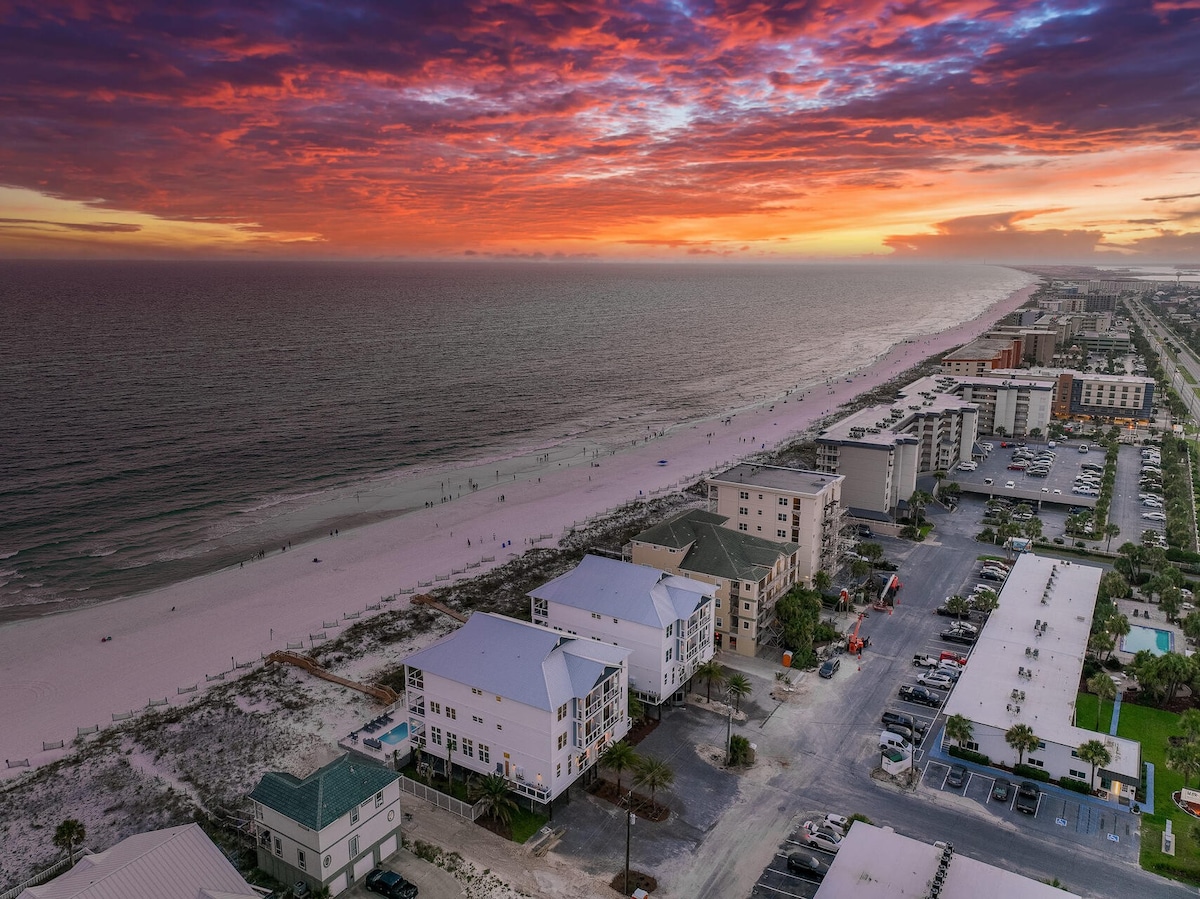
819 658 841 679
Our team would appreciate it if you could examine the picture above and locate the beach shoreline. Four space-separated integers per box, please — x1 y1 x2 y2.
0 278 1037 767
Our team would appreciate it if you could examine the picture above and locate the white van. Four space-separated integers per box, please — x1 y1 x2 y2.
1079 444 1089 453
879 730 912 754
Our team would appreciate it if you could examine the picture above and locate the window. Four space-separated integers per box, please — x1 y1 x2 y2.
665 647 672 662
558 732 568 750
778 496 788 506
431 726 442 746
463 738 474 758
743 602 751 611
742 621 750 629
496 723 503 731
1037 740 1046 750
1070 768 1087 780
1028 757 1045 768
738 506 749 515
716 618 723 627
739 491 749 500
777 530 787 538
472 714 483 724
556 762 562 778
715 598 721 608
447 707 457 720
430 701 441 715
666 623 673 637
298 849 307 871
964 741 979 751
349 836 359 858
479 744 490 763
495 695 502 702
778 512 787 521
557 703 568 721
757 509 763 516
591 612 602 619
375 791 384 808
738 523 748 531
274 836 282 857
350 806 359 825
472 687 482 696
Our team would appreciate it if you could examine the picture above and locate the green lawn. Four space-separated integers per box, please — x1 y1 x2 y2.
1108 699 1200 883
1074 693 1115 735
509 806 549 843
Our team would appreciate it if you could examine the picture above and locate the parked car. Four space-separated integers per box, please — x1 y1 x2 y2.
365 868 419 899
819 658 841 679
898 685 942 706
912 654 940 668
979 569 1006 581
1004 480 1016 489
917 671 955 689
946 764 968 788
1015 781 1040 814
885 722 916 743
788 849 832 879
941 629 976 645
882 710 927 735
801 821 843 853
958 461 977 471
822 813 851 836
1143 511 1167 521
991 777 1012 802
940 651 968 666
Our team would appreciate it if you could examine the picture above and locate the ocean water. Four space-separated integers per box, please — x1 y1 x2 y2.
0 260 1033 616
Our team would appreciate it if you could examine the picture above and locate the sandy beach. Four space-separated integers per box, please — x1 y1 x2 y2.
0 282 1036 768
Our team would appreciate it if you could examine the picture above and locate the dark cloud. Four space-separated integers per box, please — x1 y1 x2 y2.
0 217 141 233
0 0 1196 255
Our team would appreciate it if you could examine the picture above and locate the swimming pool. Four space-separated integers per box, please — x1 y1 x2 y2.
1121 624 1174 656
379 721 410 745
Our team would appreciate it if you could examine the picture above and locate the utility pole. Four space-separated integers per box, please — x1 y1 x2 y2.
624 790 634 894
725 685 733 766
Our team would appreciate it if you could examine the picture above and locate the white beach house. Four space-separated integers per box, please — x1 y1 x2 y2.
404 611 631 810
529 553 716 707
248 754 403 897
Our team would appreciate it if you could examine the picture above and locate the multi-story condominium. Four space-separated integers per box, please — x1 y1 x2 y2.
939 335 1023 376
1072 329 1131 355
404 612 630 810
815 376 978 516
629 509 800 656
989 325 1057 365
953 375 1054 436
705 463 844 580
249 754 403 897
984 369 1155 424
529 554 716 706
942 554 1140 801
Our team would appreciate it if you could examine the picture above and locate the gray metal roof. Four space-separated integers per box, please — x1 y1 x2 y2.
248 754 398 831
20 824 258 899
529 555 715 628
404 612 629 710
708 463 841 495
632 509 798 582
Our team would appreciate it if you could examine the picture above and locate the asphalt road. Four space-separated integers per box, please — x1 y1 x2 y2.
544 502 1193 899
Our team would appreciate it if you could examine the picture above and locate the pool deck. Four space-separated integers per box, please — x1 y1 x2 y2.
1113 597 1187 662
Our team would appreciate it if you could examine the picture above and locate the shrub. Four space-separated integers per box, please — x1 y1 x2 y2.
1013 764 1051 782
1058 777 1092 794
728 734 753 766
947 746 990 766
1104 657 1124 671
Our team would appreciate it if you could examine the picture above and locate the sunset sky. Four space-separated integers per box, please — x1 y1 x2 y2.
2 1 1198 262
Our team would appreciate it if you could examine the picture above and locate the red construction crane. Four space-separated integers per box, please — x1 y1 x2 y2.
847 612 868 655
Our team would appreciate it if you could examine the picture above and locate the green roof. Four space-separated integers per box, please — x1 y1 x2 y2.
249 754 398 831
633 509 798 583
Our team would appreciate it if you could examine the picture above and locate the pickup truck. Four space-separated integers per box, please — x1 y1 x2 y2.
898 685 942 706
912 654 940 668
941 630 976 645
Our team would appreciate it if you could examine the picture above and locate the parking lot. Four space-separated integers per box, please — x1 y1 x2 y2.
953 439 1098 511
920 759 1141 861
752 815 837 899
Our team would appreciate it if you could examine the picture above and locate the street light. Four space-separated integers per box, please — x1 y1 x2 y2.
725 685 734 766
624 790 635 894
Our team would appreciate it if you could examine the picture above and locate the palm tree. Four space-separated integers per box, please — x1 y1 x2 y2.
632 755 675 812
1156 652 1195 706
627 689 645 725
944 714 974 749
1087 672 1117 730
695 659 724 702
1106 613 1131 646
726 673 752 712
1005 723 1039 767
602 741 639 795
908 490 934 526
1103 523 1121 552
944 594 971 619
812 570 832 595
469 773 518 826
1076 739 1112 789
53 818 86 861
1167 742 1200 788
1181 709 1200 744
